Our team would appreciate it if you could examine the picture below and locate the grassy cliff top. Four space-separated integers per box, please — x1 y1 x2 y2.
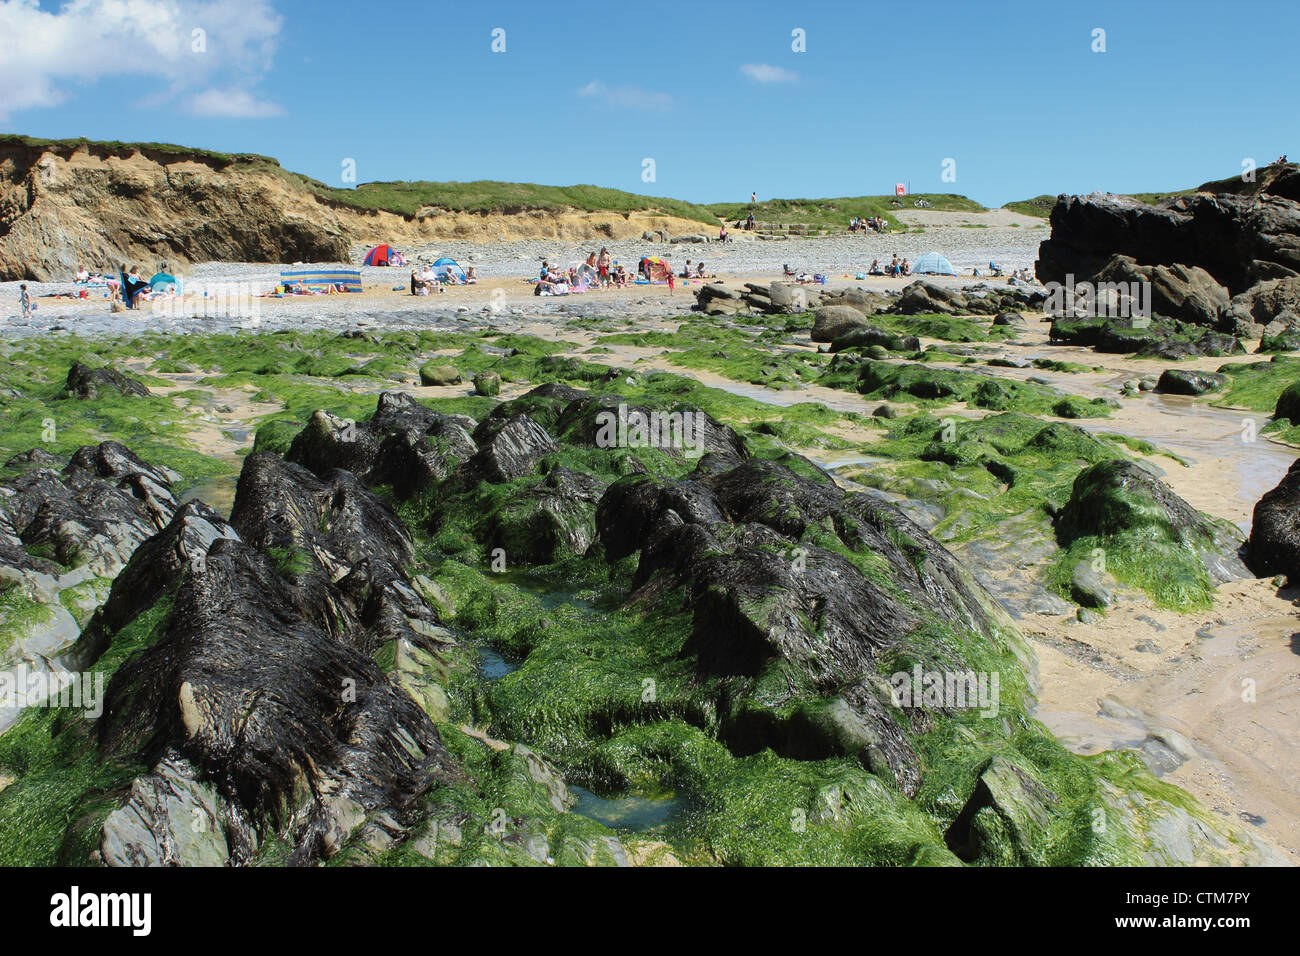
708 193 984 231
302 178 722 225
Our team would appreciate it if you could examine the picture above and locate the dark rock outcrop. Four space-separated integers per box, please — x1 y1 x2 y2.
230 452 447 655
96 532 459 863
1036 190 1300 296
0 441 178 578
287 392 477 499
65 363 150 399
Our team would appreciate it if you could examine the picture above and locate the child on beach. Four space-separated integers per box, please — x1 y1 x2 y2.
19 283 32 321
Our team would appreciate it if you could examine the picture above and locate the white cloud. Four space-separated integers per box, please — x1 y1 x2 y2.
577 80 672 112
186 87 284 118
740 63 798 84
0 0 284 120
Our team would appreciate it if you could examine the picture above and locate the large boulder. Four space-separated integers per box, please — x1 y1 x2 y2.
895 280 968 315
1056 460 1249 586
812 305 870 342
459 414 558 485
1227 276 1300 332
829 326 921 353
1247 458 1300 580
96 532 460 863
1154 369 1228 396
230 451 450 655
595 454 1019 797
1090 254 1230 327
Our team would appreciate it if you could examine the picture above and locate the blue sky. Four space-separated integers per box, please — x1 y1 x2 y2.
2 0 1296 206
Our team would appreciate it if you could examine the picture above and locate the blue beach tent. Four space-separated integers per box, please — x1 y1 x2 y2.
912 252 957 276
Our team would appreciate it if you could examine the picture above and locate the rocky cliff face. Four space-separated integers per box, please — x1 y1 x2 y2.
0 139 712 282
0 140 352 281
1034 164 1300 340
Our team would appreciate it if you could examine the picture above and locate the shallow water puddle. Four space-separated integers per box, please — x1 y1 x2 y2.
179 473 240 519
476 646 519 680
569 785 688 832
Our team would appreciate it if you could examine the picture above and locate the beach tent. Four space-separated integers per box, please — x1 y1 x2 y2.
149 272 180 292
638 256 672 282
280 269 363 292
912 252 957 276
430 257 466 282
363 244 406 267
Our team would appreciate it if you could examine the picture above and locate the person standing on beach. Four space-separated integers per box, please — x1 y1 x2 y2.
597 247 611 286
19 283 32 321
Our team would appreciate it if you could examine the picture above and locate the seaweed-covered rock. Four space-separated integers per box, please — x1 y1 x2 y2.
596 455 1019 796
65 362 150 399
1274 382 1300 422
1056 460 1249 586
96 533 460 863
458 414 558 485
418 363 461 386
485 466 608 563
0 442 179 578
70 500 239 669
1247 458 1300 580
473 370 501 397
1154 369 1228 396
98 749 250 867
829 326 921 354
943 754 1059 865
287 392 477 499
554 395 750 469
230 452 448 655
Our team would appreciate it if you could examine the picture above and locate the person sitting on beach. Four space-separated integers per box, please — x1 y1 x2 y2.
680 260 693 278
746 212 755 231
464 266 478 284
121 264 151 308
695 261 709 278
75 266 90 283
888 254 901 276
411 268 440 295
868 259 883 276
988 260 1004 277
718 224 728 243
900 258 911 276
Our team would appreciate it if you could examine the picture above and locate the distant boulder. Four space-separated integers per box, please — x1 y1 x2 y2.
65 362 150 399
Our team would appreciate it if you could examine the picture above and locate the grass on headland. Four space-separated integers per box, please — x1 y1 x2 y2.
707 194 984 233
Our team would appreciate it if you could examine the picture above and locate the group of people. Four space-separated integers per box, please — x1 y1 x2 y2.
866 255 910 276
411 263 477 295
536 249 635 293
679 260 712 279
850 216 888 234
